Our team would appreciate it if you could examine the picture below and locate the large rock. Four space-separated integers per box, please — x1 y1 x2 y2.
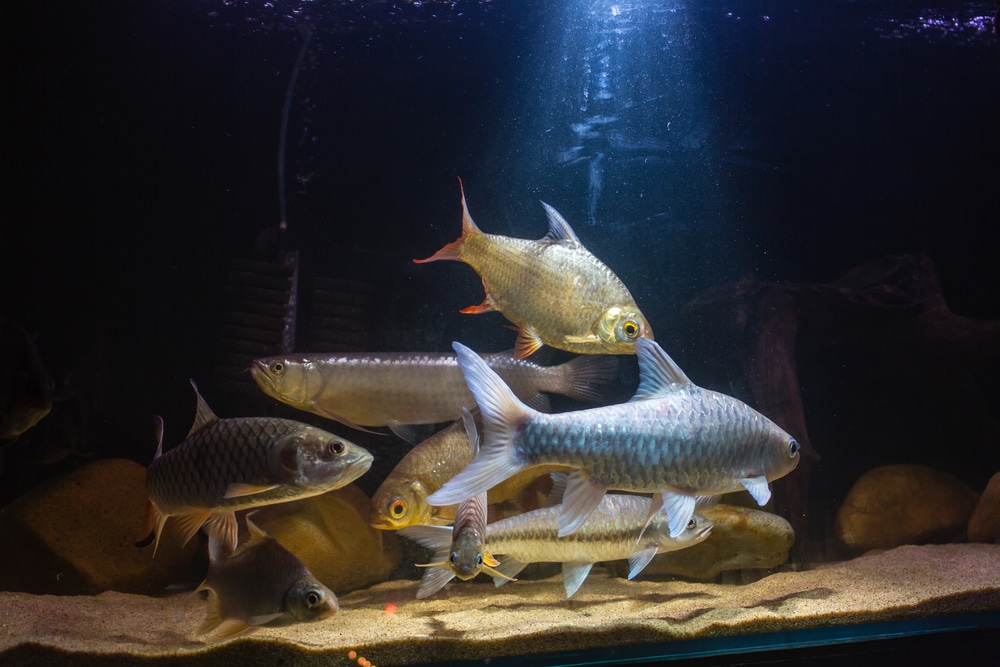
610 504 795 581
968 471 1000 544
0 458 203 595
836 464 980 553
251 485 401 594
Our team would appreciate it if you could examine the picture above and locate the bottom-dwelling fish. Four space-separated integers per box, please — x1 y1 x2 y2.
402 475 713 599
196 517 338 640
144 380 373 554
409 409 513 599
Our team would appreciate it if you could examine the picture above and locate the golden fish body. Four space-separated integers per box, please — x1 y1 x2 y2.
144 380 373 554
415 180 653 358
197 518 338 639
251 349 615 440
369 416 567 530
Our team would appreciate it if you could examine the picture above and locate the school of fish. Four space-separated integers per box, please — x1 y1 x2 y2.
142 181 799 634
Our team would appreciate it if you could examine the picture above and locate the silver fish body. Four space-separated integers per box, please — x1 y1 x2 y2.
402 491 712 598
145 380 373 553
428 338 800 539
197 518 338 639
250 349 616 440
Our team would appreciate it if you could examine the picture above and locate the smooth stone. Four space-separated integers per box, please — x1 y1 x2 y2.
836 464 980 552
610 504 795 581
250 485 401 594
0 458 203 595
968 471 1000 544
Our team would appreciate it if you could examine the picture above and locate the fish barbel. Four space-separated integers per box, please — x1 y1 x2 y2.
410 408 512 599
251 348 616 441
427 339 800 538
402 483 713 598
414 179 653 359
369 416 568 530
144 380 373 554
196 517 338 639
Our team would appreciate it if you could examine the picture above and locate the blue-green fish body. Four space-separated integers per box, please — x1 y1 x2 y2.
427 338 800 538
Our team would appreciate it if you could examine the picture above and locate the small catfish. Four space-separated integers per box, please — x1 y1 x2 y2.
250 348 616 442
428 339 800 539
414 179 653 358
409 408 513 599
405 474 713 599
196 517 338 640
143 380 373 554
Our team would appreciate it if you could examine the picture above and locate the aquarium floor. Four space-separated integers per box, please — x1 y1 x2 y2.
1 543 998 666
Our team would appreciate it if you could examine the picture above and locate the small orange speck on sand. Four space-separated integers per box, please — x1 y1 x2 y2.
348 651 357 660
383 603 397 615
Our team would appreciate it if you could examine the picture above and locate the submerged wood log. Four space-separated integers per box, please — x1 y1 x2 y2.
674 254 1000 565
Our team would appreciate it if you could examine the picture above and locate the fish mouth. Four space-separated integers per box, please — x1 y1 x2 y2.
248 360 274 391
342 451 375 485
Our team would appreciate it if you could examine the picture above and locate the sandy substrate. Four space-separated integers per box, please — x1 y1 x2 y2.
1 543 998 666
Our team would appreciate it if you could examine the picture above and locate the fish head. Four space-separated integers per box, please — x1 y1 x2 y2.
762 425 801 482
595 305 654 353
272 425 374 491
284 576 339 622
370 477 432 530
651 511 714 551
250 356 317 406
449 526 486 580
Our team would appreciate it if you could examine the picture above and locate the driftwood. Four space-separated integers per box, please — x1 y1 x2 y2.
676 254 1000 565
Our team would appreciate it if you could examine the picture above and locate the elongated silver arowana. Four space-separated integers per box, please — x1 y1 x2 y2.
144 380 373 554
402 484 713 598
251 349 617 441
427 338 800 538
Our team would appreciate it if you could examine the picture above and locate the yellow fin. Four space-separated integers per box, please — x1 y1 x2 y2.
483 549 500 568
203 512 239 553
515 326 545 359
173 508 212 548
224 483 280 499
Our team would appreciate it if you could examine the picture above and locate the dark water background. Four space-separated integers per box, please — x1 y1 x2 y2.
2 1 998 548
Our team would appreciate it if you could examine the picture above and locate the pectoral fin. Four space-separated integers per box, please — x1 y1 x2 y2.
515 326 545 359
562 562 595 598
492 558 528 587
557 470 607 537
740 476 771 506
460 297 495 315
415 564 457 599
563 333 600 345
247 612 286 627
224 483 280 499
627 546 659 580
654 487 697 538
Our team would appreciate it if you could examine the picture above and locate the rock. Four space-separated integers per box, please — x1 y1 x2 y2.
0 458 203 595
610 504 795 581
968 471 1000 544
250 485 401 594
836 464 980 553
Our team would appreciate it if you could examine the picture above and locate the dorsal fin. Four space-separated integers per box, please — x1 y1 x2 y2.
539 202 581 243
186 379 219 437
630 338 692 401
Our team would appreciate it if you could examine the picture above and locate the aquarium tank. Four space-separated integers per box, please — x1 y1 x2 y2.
1 0 998 665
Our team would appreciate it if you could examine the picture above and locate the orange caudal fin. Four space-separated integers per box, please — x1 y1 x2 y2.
414 177 481 264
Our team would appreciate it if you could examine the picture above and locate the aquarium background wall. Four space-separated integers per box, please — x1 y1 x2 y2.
1 0 998 663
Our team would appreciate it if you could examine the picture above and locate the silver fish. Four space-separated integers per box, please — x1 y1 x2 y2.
250 349 617 441
427 338 800 538
409 408 512 599
403 483 713 598
196 517 338 639
144 380 373 554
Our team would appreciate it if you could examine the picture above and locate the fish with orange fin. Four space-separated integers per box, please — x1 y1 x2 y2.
142 380 372 555
414 179 653 359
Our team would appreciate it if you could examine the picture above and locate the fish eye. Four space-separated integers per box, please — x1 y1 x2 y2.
269 361 285 376
622 320 640 339
687 519 697 530
450 552 458 565
476 554 484 567
306 589 322 606
787 438 800 458
389 499 407 517
327 440 345 456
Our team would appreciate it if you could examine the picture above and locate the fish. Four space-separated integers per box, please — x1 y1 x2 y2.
369 415 567 531
143 379 373 554
427 339 800 539
409 408 513 599
414 179 653 359
0 322 55 447
403 478 713 598
196 516 338 639
251 348 617 441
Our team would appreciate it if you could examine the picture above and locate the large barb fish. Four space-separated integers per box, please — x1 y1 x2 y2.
428 339 800 538
403 478 713 598
196 517 338 640
414 180 653 359
251 348 616 441
144 380 373 554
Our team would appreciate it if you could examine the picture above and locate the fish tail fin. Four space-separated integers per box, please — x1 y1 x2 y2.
413 177 481 264
554 354 619 402
426 342 533 506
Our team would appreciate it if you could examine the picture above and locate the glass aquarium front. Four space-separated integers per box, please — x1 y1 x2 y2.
2 1 998 665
